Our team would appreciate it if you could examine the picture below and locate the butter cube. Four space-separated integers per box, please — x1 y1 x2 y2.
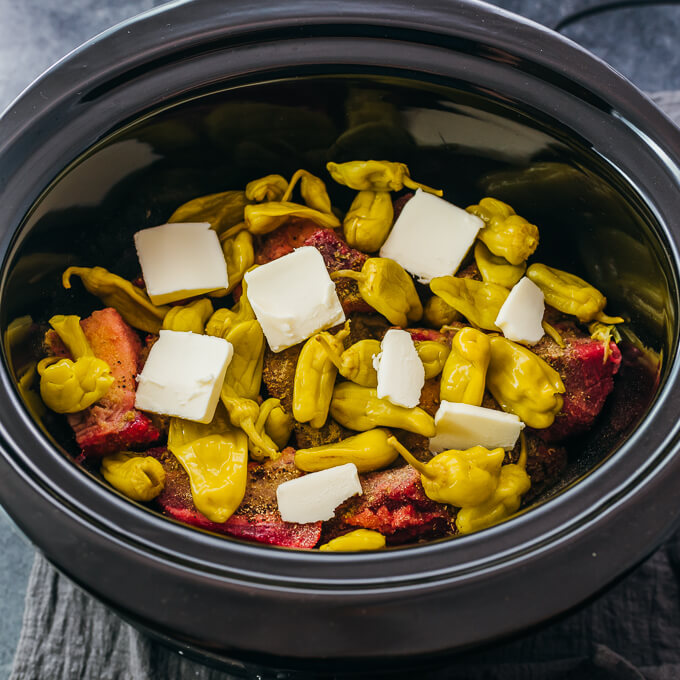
375 329 425 408
134 222 229 305
244 246 345 352
135 330 233 424
379 189 482 283
430 401 524 452
276 463 363 523
495 276 545 345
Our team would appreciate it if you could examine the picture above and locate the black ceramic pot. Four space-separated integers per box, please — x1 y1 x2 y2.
0 0 679 675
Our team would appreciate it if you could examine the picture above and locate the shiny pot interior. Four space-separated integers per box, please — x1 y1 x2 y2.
4 73 673 505
0 0 679 671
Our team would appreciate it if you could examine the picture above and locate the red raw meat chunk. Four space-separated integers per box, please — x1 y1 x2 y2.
301 228 372 315
302 228 367 272
328 464 451 544
152 447 321 549
531 321 622 442
256 219 327 264
406 327 448 344
255 220 372 314
45 308 160 457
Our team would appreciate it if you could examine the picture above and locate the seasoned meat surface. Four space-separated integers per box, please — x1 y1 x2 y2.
152 447 322 549
302 229 372 315
532 320 621 442
46 308 160 457
325 463 452 545
255 219 324 264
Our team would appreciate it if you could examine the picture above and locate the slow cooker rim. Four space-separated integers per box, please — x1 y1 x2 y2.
0 0 680 654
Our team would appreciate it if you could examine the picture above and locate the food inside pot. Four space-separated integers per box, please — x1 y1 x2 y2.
15 159 657 551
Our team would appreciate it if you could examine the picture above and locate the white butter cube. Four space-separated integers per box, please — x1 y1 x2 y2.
135 330 233 424
495 277 545 345
134 222 229 305
244 246 345 352
379 189 483 283
375 329 425 408
430 401 524 452
276 463 362 523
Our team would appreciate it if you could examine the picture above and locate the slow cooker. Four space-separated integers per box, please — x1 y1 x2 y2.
0 0 678 674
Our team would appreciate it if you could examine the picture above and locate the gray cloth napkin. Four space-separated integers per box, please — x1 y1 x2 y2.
10 91 680 680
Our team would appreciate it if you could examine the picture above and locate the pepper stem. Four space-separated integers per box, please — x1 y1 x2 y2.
281 169 305 203
219 221 247 242
595 311 625 325
330 269 364 283
241 418 279 459
402 177 443 197
517 432 527 470
255 398 281 432
386 436 432 477
315 335 344 372
542 321 565 348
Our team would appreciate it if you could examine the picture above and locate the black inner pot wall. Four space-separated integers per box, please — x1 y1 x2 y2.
2 74 672 530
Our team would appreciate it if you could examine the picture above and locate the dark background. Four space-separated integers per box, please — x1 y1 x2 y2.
1 0 679 676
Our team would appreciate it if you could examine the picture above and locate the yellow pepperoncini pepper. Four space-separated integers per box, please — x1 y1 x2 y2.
208 279 265 401
220 201 341 242
326 160 443 196
343 190 394 252
293 323 351 428
440 327 491 405
220 384 278 461
456 434 531 534
245 174 288 202
161 298 214 334
423 295 460 329
38 315 114 413
205 308 236 339
474 241 526 288
542 320 565 348
486 336 565 429
330 383 435 437
388 436 505 507
255 397 294 450
331 258 423 327
17 362 46 419
589 321 622 364
319 529 386 552
168 411 248 523
415 340 450 380
466 197 539 265
205 276 256 340
281 169 333 214
222 231 255 294
225 318 266 400
527 263 624 324
168 190 250 236
317 337 380 387
101 452 165 502
295 428 398 473
429 276 508 331
62 266 169 334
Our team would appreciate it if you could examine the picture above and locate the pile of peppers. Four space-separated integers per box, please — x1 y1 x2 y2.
34 159 624 551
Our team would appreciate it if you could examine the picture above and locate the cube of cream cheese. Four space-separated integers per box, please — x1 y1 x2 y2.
379 189 483 283
276 463 363 523
375 329 425 408
134 330 233 424
495 277 545 345
429 401 524 453
134 222 229 305
243 246 345 352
